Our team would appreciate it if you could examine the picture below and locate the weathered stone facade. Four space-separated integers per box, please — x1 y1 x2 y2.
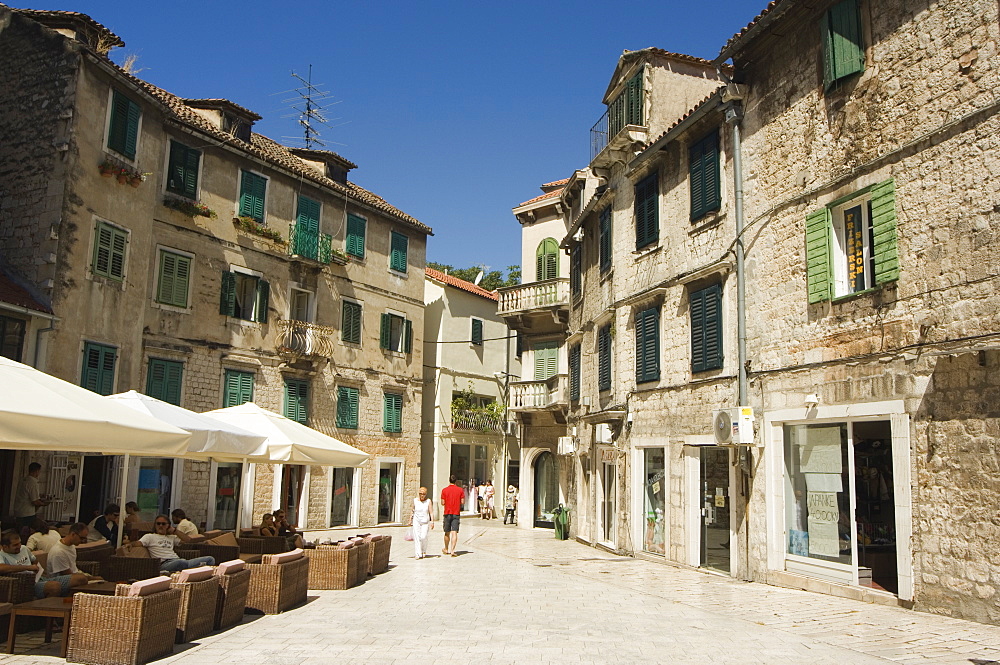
0 7 429 532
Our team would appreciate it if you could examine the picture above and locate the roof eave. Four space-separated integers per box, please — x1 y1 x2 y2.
713 0 797 66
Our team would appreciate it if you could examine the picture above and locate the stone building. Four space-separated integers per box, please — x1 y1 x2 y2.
543 0 1000 627
421 268 519 515
0 7 430 531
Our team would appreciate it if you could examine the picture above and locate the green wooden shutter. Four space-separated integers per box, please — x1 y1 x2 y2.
219 271 237 316
533 341 558 380
82 342 117 395
471 319 483 346
870 178 899 285
536 242 545 281
167 141 200 199
342 301 362 344
380 313 391 349
569 344 581 402
239 171 267 222
146 358 183 405
403 318 413 353
635 173 659 249
254 279 270 323
157 251 190 307
390 231 408 272
93 222 127 280
336 386 359 429
536 238 559 281
570 245 582 296
599 207 612 272
346 214 366 258
805 207 832 303
690 132 721 221
627 71 644 126
823 0 864 88
598 324 611 391
636 307 660 383
223 369 253 407
294 196 321 260
383 393 402 432
284 379 309 425
691 284 723 373
108 90 140 160
690 288 706 373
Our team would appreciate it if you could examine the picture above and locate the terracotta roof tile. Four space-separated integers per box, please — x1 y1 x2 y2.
717 1 785 61
14 8 123 47
541 178 570 188
0 271 51 314
637 87 725 155
425 268 498 301
629 47 717 68
518 187 564 207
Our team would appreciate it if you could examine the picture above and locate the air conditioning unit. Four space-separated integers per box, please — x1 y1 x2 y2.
594 423 613 444
504 421 518 436
712 407 755 445
557 436 576 455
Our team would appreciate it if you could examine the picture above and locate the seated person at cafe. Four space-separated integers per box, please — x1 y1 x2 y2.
41 523 99 595
273 509 305 548
131 515 214 573
1 529 88 597
92 503 120 543
123 501 140 529
24 518 60 553
259 513 277 537
170 509 199 538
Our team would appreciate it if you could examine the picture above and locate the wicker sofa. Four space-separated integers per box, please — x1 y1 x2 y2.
244 549 309 614
304 545 360 590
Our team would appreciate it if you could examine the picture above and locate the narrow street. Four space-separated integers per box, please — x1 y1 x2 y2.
5 519 1000 665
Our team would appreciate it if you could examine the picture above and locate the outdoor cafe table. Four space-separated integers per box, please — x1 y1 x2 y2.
70 581 119 596
6 596 73 658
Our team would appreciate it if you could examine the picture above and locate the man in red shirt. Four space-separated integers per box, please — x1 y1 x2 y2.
440 475 465 557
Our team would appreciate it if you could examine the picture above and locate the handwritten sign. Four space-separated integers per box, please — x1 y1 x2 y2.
800 426 842 474
807 491 840 557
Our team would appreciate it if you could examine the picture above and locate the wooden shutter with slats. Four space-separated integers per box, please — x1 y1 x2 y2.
870 179 899 285
336 386 359 429
346 214 366 258
146 358 183 405
805 207 832 303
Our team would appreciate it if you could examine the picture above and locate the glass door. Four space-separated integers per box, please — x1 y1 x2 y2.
601 461 616 544
213 462 242 530
700 447 731 573
281 464 305 527
329 467 353 527
378 462 399 523
533 451 557 528
643 448 666 555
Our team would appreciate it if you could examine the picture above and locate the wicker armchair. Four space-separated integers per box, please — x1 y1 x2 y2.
366 535 392 575
0 571 35 604
350 541 370 583
239 535 290 555
108 556 161 582
76 542 114 579
214 567 250 630
304 546 358 590
67 583 181 665
168 572 219 643
244 552 309 614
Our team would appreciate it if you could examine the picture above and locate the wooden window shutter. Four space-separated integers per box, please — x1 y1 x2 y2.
570 245 582 295
536 242 545 281
805 207 832 303
691 284 723 373
342 301 362 344
82 343 117 395
390 232 408 272
146 358 182 405
599 207 612 272
635 173 658 249
471 319 483 346
870 178 900 285
284 379 309 425
403 318 413 353
598 324 611 391
297 196 320 234
823 0 864 88
690 132 721 221
635 307 660 383
533 342 557 380
384 393 402 432
346 214 366 258
337 386 359 429
569 344 581 402
93 223 113 276
255 279 270 323
109 90 140 160
239 171 266 222
690 288 707 373
224 370 253 407
627 71 644 126
380 313 391 349
157 251 190 307
219 271 237 316
167 141 200 199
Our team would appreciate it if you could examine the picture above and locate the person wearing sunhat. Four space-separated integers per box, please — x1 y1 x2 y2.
503 485 518 525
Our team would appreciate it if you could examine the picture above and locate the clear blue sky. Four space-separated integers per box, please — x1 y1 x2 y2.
47 1 765 273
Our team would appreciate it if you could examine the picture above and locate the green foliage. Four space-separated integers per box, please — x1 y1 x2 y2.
450 385 506 432
234 216 284 243
428 262 521 291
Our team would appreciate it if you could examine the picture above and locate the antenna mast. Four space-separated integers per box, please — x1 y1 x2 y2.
288 65 333 149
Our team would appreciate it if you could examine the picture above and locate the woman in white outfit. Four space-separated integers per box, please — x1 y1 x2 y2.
410 486 434 559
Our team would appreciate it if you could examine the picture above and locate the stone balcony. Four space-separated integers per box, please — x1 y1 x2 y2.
275 319 336 359
508 374 568 413
497 278 570 334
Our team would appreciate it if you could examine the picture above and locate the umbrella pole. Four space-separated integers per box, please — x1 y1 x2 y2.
234 457 247 532
117 453 129 547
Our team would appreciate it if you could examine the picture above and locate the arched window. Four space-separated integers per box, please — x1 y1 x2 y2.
535 238 559 281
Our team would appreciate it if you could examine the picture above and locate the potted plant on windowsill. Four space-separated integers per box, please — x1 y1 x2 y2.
99 160 116 177
234 216 284 244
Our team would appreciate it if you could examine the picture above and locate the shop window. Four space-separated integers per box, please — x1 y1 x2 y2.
329 467 354 527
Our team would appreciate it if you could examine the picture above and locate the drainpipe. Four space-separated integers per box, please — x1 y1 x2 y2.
33 324 56 369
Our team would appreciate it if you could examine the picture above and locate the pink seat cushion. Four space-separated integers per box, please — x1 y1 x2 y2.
127 576 171 597
337 542 353 549
269 548 304 564
206 531 239 549
215 560 245 576
174 566 214 583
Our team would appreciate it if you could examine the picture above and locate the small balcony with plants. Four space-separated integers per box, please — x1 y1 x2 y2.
450 390 506 434
287 222 345 265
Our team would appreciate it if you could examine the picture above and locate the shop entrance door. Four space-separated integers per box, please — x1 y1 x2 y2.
280 464 305 527
700 446 731 573
378 462 399 523
600 460 616 544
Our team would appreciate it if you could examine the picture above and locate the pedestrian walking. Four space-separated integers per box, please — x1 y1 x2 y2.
410 486 434 559
503 485 518 524
14 462 50 528
484 480 495 520
440 475 465 557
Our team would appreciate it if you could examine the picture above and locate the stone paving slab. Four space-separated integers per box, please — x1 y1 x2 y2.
2 520 1000 664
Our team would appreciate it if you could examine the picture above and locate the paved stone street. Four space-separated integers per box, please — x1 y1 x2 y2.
4 520 1000 664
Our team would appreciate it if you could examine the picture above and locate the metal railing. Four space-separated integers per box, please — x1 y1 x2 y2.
509 374 568 410
276 319 336 358
497 278 569 315
451 409 504 433
288 222 335 263
591 107 610 162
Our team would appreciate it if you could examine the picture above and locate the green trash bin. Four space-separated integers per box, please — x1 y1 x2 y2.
553 504 569 540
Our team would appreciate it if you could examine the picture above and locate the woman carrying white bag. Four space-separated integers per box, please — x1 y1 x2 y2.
409 486 434 559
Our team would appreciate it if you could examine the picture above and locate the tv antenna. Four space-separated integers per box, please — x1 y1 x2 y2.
276 65 345 150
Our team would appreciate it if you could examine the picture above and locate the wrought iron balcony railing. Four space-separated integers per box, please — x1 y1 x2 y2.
591 107 610 162
276 319 336 358
288 223 344 264
497 278 569 316
509 374 568 411
451 409 504 433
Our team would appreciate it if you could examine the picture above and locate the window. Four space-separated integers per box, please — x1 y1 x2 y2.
346 214 366 258
0 315 26 361
290 288 312 323
81 342 117 395
342 300 362 344
690 284 723 373
569 343 581 402
284 379 309 425
107 89 140 160
634 172 659 250
533 340 558 381
608 69 644 138
515 332 523 358
220 270 269 322
471 318 484 346
238 170 267 222
389 231 408 273
155 249 191 308
570 244 582 297
635 306 660 384
380 313 412 353
383 392 403 433
598 324 612 391
599 206 612 273
689 130 721 221
806 179 898 302
166 140 200 199
336 386 359 429
535 238 559 281
92 221 128 281
822 0 865 89
146 358 183 405
223 369 254 407
291 196 321 260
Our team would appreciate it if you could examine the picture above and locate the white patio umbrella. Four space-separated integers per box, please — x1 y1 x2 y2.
105 391 268 461
0 357 191 455
202 402 369 467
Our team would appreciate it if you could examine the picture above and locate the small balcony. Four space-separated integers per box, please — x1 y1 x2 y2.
497 278 570 335
509 374 568 412
451 409 504 433
287 223 345 265
276 319 336 359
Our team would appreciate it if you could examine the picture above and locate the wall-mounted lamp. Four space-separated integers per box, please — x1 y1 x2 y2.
804 393 820 407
